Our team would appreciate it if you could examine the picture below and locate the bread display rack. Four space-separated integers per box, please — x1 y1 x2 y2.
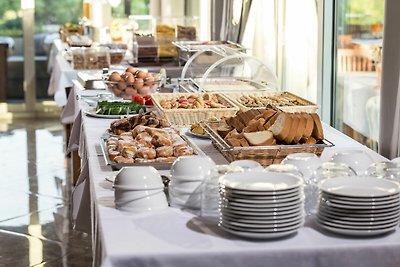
203 120 333 166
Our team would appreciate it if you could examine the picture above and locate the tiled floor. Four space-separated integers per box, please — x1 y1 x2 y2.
0 119 92 267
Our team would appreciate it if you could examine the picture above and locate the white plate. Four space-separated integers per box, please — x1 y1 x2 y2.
220 220 303 233
221 189 303 200
84 108 139 119
317 213 400 227
319 177 400 197
221 198 304 209
317 221 397 237
220 171 303 192
220 203 304 215
320 198 400 210
221 210 304 221
221 213 304 226
318 209 400 222
221 206 303 217
221 195 304 206
318 202 400 215
220 224 299 239
221 186 302 196
187 130 210 139
320 194 400 206
320 191 400 202
221 217 304 229
317 217 399 231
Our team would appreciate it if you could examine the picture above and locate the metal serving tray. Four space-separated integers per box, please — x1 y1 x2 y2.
100 134 205 170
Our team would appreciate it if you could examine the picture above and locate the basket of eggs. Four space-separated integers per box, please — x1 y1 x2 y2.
105 67 165 100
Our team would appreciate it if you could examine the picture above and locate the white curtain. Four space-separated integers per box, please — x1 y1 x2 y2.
379 0 400 159
242 0 318 102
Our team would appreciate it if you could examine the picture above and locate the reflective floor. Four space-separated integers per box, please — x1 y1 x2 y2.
0 119 92 266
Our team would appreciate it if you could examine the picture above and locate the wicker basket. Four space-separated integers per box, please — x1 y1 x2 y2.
203 121 333 166
151 92 239 126
224 91 318 113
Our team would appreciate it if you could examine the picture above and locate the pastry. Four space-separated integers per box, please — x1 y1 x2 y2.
136 147 157 159
156 146 174 157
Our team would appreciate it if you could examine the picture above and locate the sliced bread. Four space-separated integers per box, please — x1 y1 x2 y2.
293 113 306 144
268 113 292 141
226 117 245 132
243 130 275 146
263 111 280 130
311 113 324 140
283 113 299 144
300 113 314 143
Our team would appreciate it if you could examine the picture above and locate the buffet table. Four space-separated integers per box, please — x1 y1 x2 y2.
64 81 400 267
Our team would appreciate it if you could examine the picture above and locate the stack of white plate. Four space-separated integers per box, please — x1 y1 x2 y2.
219 171 305 239
317 176 400 236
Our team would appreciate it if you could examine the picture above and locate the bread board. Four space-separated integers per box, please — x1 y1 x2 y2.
203 121 333 166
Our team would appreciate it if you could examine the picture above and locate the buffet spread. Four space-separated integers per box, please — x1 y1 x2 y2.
55 32 400 266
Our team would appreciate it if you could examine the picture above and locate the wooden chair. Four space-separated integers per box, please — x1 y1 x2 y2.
337 48 374 73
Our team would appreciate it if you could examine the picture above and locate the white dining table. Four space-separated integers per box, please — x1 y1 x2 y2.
63 81 400 267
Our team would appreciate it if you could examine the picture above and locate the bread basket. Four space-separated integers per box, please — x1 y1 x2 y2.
224 91 318 113
203 120 333 166
151 92 239 126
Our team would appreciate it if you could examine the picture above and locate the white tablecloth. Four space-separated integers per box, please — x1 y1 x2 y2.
65 82 400 267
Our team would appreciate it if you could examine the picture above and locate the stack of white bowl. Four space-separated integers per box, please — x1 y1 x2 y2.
169 156 216 209
114 166 168 212
317 176 400 236
219 171 305 239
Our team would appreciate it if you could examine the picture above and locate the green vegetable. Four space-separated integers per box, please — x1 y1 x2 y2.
95 101 145 115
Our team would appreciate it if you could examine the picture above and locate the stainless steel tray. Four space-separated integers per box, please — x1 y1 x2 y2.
203 121 334 166
100 134 205 170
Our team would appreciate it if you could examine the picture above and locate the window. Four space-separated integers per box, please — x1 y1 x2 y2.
333 0 384 151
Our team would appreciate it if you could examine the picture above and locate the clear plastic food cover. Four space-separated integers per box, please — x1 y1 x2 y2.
181 49 278 92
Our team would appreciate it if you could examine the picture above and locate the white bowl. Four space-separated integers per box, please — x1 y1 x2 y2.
330 149 374 175
114 166 163 189
114 187 164 203
281 153 321 179
229 160 263 171
115 190 168 212
170 156 215 181
265 164 303 177
169 180 203 193
169 187 202 209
